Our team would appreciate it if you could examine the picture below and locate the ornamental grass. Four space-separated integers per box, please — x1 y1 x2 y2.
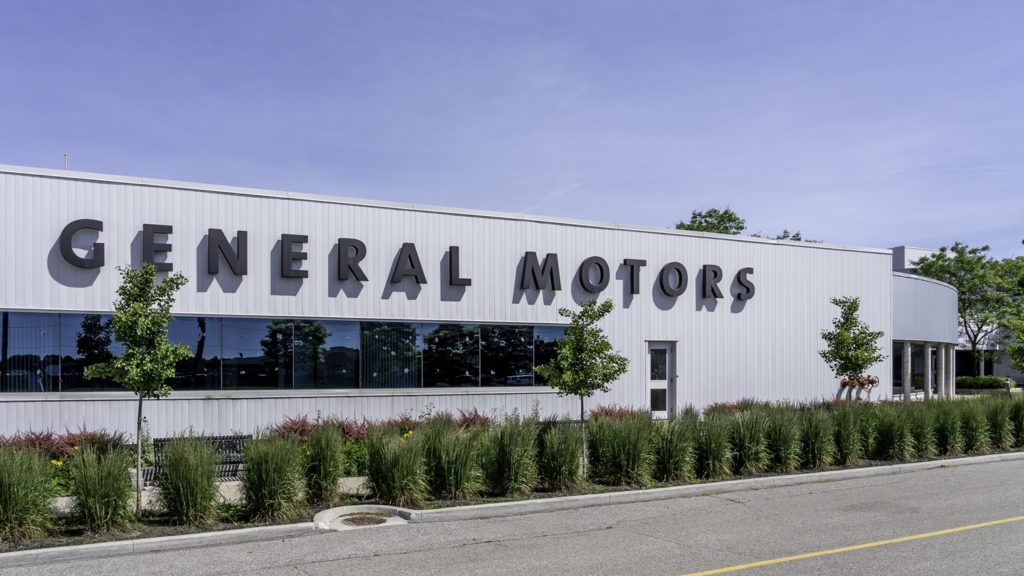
67 446 133 531
730 411 769 476
422 418 480 500
653 413 698 482
982 397 1014 452
305 424 346 506
156 436 219 525
365 428 427 506
586 412 655 486
871 405 915 462
0 448 54 542
480 417 538 496
538 423 585 491
765 407 802 473
696 413 733 480
831 403 867 465
906 404 937 459
959 401 992 455
799 409 835 469
242 436 305 522
934 401 965 456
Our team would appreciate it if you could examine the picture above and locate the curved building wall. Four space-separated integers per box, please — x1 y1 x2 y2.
892 273 959 344
0 166 896 436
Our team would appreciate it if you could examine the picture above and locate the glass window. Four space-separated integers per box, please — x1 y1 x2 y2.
650 349 667 381
422 323 479 387
168 317 222 390
297 320 359 389
222 318 292 389
59 313 123 392
650 389 667 412
1 312 60 392
533 325 567 386
481 325 534 386
360 322 421 388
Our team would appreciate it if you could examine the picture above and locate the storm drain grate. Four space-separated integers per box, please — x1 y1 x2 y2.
341 514 388 527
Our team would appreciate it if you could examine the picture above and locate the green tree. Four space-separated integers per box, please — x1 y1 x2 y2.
84 263 191 516
819 297 886 392
534 299 629 421
676 207 746 235
915 243 1012 374
76 314 114 367
1003 256 1024 375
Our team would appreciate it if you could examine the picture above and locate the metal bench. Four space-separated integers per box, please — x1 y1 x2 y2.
143 434 251 485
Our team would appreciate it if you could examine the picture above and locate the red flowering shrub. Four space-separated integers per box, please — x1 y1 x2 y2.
455 408 493 430
589 405 639 421
274 416 314 442
703 403 742 417
321 416 369 442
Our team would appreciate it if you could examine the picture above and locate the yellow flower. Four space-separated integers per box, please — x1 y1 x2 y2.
51 459 62 467
73 446 80 451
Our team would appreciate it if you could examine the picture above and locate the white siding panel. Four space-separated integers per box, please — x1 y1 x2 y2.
0 166 898 436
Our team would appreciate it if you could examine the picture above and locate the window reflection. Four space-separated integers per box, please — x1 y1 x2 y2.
0 312 60 392
169 317 221 390
361 322 421 388
481 325 534 386
61 313 122 392
222 318 292 389
422 323 479 387
533 325 567 386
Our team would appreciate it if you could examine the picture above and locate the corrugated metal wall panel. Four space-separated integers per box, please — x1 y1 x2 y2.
892 273 959 344
0 167 898 436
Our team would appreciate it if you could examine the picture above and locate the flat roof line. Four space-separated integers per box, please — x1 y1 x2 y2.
0 163 892 256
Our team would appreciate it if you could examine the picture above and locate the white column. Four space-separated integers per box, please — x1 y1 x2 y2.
937 345 946 400
948 345 956 397
903 341 913 403
924 344 933 401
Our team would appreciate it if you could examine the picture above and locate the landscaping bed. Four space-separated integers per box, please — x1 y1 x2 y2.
5 396 1024 553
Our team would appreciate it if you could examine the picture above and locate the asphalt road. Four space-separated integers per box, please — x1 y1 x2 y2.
4 459 1024 576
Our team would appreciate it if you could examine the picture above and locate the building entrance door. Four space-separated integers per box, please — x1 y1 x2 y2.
648 341 676 418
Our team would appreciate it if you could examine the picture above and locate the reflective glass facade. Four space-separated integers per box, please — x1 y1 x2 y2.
0 312 564 392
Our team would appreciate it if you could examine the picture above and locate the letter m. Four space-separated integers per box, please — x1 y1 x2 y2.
520 252 561 291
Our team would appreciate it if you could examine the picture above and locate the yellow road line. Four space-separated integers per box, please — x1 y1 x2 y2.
682 514 1024 575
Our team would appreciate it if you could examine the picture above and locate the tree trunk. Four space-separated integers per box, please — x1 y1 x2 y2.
136 394 143 518
579 395 585 424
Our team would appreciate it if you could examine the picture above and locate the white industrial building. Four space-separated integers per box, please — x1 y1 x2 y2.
0 165 959 436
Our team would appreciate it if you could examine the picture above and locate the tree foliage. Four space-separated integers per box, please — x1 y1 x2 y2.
676 207 746 235
819 297 886 385
915 243 1012 367
676 207 817 241
534 299 629 421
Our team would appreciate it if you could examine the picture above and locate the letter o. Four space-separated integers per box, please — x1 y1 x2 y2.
658 262 688 297
578 256 610 293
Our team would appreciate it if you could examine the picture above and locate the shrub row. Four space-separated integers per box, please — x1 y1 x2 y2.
361 396 1024 506
956 376 1017 390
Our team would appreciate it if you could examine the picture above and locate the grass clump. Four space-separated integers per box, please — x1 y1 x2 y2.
157 437 219 525
1009 396 1024 446
422 418 480 500
480 417 538 496
653 413 698 482
960 401 992 455
66 446 133 531
906 404 937 459
765 407 802 473
871 405 915 461
697 413 733 480
586 413 655 486
365 428 427 506
830 403 865 465
0 448 55 542
242 436 305 522
799 409 835 469
934 402 964 456
730 411 769 476
538 423 585 491
983 397 1014 451
305 425 346 505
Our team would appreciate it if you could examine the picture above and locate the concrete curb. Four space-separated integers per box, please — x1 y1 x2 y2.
5 451 1024 565
405 451 1024 523
0 522 315 568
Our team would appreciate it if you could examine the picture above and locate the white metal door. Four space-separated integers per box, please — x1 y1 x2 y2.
648 342 676 417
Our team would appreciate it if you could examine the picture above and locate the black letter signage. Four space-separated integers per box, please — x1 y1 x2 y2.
578 256 609 293
622 258 646 295
280 234 308 278
520 252 561 291
142 224 173 272
337 238 368 282
702 264 723 299
735 267 755 301
448 246 471 287
390 243 426 284
208 229 248 275
658 262 688 297
59 219 104 269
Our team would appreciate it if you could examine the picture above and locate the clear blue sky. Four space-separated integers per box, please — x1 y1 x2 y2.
3 1 1023 257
